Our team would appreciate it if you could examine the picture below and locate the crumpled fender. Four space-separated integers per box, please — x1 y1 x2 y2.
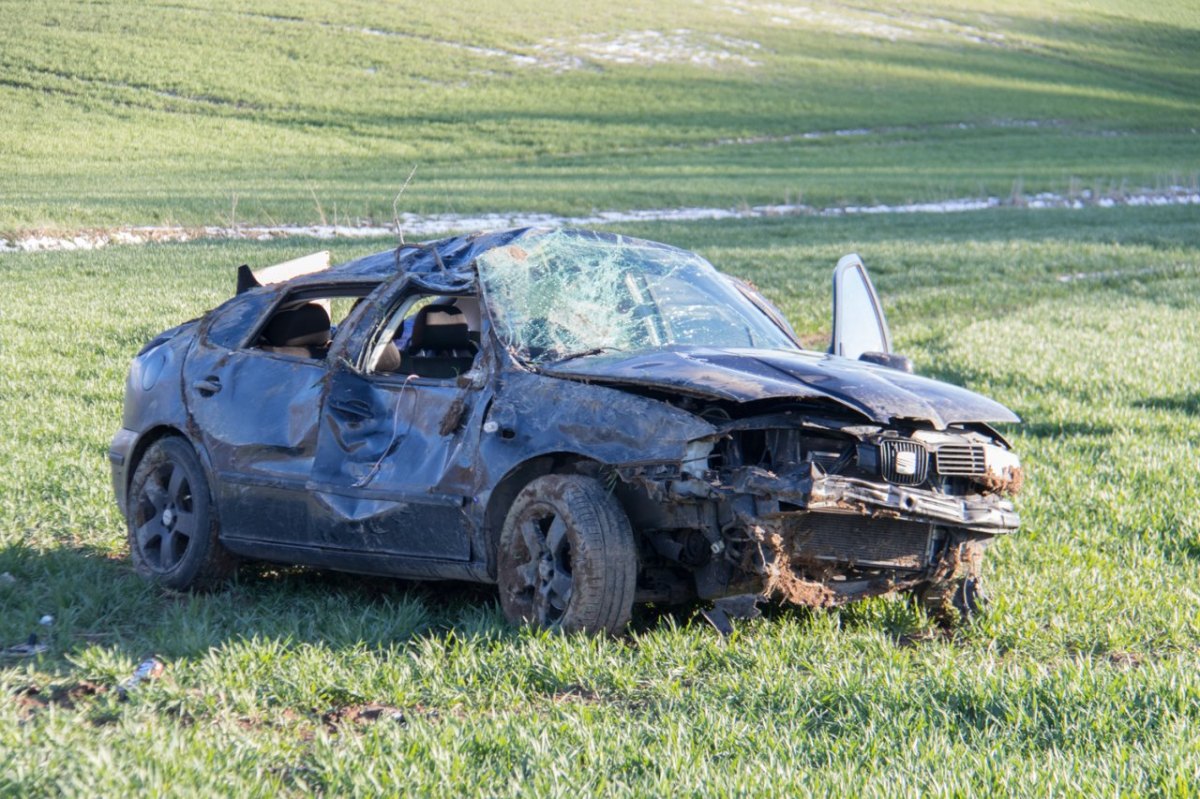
478 371 718 472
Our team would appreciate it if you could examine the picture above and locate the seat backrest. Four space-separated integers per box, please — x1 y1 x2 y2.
400 304 476 377
261 302 331 357
410 305 471 352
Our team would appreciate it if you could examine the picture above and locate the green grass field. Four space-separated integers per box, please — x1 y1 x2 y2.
3 207 1200 795
1 0 1197 230
3 0 1200 795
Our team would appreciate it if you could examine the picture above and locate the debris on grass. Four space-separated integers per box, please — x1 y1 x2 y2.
700 594 763 637
117 657 165 699
322 704 407 731
2 634 49 658
0 572 15 586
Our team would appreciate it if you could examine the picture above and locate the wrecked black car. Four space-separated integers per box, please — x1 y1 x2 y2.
110 228 1021 634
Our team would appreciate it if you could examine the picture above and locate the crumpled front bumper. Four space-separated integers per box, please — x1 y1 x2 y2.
681 464 1020 535
622 459 1018 607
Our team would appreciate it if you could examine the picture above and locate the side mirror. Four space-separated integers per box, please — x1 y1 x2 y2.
858 351 914 373
830 254 892 360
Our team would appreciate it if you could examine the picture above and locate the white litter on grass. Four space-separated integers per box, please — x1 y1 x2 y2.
3 188 1197 254
533 30 762 70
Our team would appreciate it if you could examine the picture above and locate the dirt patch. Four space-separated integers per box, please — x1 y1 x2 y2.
552 684 603 704
760 531 840 608
322 704 408 731
13 681 108 718
1107 651 1146 670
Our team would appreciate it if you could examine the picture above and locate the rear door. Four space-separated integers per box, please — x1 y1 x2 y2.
183 283 379 546
183 292 326 545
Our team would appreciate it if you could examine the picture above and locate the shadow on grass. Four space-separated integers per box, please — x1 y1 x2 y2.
2 541 956 672
1133 394 1200 416
0 542 522 665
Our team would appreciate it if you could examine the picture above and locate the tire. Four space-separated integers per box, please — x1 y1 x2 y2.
497 474 637 635
127 437 236 591
914 532 991 627
917 576 988 627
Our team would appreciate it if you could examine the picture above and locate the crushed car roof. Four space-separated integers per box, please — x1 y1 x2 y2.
287 227 1019 428
321 227 684 290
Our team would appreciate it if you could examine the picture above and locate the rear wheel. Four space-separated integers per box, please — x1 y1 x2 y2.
127 437 235 590
497 474 637 635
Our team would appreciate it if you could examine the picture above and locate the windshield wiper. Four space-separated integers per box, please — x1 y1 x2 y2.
547 346 625 365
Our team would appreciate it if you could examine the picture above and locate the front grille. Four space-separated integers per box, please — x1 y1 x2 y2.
781 513 933 570
935 444 987 476
880 439 928 485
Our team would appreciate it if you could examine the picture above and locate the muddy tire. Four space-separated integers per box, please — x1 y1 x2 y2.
914 531 991 627
917 576 989 627
497 474 637 635
127 437 236 591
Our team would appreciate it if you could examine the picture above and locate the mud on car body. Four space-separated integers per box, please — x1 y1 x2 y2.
111 228 1021 634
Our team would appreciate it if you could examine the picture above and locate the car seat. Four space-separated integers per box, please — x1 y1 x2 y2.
261 302 331 358
398 304 477 378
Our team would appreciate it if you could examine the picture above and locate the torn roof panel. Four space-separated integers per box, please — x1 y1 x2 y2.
322 227 544 285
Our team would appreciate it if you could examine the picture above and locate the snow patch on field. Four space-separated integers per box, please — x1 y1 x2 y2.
532 30 763 70
358 27 541 67
348 24 763 72
3 189 1197 253
718 1 1010 47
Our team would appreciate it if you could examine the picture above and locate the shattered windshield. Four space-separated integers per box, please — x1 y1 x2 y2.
477 229 799 365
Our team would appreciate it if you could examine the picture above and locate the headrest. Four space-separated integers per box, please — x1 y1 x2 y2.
433 296 481 330
423 309 463 327
411 304 470 350
264 302 331 348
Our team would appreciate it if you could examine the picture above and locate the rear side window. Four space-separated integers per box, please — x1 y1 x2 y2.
246 286 380 361
203 293 273 350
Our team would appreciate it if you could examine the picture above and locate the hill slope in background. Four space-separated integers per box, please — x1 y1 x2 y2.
1 0 1197 229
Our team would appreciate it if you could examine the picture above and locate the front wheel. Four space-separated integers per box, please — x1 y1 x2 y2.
497 474 637 635
917 576 988 626
914 532 991 627
127 437 236 590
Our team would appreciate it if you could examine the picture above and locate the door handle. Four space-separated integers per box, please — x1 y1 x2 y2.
329 398 373 421
192 377 222 396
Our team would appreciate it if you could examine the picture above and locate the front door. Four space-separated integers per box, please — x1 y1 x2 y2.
306 366 479 560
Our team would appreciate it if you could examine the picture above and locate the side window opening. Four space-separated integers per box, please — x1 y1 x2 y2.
250 287 375 361
367 294 482 379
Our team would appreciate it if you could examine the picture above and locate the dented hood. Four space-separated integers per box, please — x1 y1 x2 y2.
542 348 1019 428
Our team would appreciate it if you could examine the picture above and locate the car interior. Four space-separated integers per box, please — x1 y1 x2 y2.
257 301 333 359
371 295 482 379
250 289 483 380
